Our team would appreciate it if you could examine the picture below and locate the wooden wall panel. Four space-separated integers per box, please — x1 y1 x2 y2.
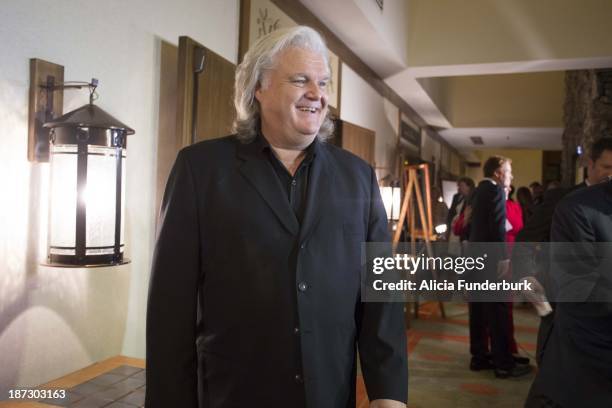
338 121 375 167
156 36 236 220
155 40 179 218
194 49 236 143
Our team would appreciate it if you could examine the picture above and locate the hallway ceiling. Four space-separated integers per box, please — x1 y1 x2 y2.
300 0 612 156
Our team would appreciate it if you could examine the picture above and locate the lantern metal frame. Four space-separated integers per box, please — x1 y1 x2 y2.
44 115 132 267
28 58 134 267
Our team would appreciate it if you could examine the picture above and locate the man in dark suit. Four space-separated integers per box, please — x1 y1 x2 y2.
525 177 612 408
573 137 612 191
519 138 612 367
145 26 407 408
468 156 531 378
513 184 567 365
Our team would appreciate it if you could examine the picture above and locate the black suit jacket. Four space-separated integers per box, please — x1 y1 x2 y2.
145 135 408 408
469 179 506 243
530 180 612 407
515 187 568 244
468 179 506 278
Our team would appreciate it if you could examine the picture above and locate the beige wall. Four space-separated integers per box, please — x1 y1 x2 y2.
0 2 410 393
0 0 239 392
354 0 409 66
408 0 612 67
471 149 543 189
465 164 482 184
422 71 565 128
421 130 441 165
340 64 400 180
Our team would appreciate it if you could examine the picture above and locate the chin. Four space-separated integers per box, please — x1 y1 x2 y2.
296 128 320 138
299 121 324 134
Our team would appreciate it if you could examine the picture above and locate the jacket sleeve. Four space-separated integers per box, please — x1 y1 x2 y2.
550 195 600 301
357 167 408 404
145 150 201 408
488 184 507 243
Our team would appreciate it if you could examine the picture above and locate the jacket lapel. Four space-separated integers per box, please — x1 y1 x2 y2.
299 145 335 243
237 140 300 236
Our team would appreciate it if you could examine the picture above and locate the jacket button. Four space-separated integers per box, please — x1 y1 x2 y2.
295 374 303 383
294 327 300 334
297 282 308 292
300 243 306 249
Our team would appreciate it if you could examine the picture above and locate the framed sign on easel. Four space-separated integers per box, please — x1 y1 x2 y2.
393 163 445 319
393 164 435 246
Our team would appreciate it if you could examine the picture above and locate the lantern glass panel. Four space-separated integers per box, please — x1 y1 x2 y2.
85 146 117 254
392 187 402 221
381 186 393 221
49 144 77 254
120 153 126 251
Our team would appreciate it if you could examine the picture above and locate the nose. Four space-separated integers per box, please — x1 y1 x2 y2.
305 82 326 103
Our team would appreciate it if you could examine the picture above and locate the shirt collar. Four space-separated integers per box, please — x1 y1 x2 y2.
255 132 320 161
483 177 497 186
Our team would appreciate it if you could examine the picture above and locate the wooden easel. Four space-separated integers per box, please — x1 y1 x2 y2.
392 163 445 320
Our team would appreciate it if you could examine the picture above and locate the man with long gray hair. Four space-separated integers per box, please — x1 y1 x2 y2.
146 26 408 408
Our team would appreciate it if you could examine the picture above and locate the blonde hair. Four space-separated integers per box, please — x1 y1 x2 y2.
483 156 511 178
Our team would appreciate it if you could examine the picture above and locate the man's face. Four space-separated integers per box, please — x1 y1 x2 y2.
587 149 612 184
495 162 513 188
255 47 329 149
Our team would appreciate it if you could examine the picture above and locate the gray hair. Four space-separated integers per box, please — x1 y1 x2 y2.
233 26 335 142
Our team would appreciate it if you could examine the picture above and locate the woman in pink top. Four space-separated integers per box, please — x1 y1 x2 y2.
505 185 523 356
505 185 524 247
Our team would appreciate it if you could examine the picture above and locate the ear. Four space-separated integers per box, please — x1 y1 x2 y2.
254 82 265 103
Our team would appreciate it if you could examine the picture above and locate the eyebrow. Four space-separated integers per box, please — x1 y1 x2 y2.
290 73 331 81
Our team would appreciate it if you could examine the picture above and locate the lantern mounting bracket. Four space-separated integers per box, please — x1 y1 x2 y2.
27 57 102 162
28 58 64 162
43 78 99 105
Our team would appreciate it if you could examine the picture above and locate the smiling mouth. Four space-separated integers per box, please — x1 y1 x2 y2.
296 106 319 113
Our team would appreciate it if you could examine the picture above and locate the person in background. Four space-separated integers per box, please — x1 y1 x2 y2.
529 182 544 205
505 185 522 248
517 138 612 370
525 177 612 407
468 156 531 378
573 137 612 190
447 177 475 254
544 180 561 190
503 185 529 365
516 186 534 223
513 182 567 367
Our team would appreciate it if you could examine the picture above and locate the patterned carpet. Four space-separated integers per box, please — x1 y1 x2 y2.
356 302 538 408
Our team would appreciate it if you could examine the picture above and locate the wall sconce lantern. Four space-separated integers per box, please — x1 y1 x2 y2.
28 58 134 267
381 185 401 223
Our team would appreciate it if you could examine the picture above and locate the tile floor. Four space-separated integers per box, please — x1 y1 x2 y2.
38 366 145 408
356 302 538 408
8 302 537 408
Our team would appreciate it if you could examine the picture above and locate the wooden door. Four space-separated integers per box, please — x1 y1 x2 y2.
176 36 236 147
156 36 236 215
335 120 376 167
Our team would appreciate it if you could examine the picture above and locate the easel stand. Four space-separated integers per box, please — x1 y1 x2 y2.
392 163 445 321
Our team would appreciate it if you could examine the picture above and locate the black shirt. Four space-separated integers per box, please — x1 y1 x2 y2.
256 133 319 225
